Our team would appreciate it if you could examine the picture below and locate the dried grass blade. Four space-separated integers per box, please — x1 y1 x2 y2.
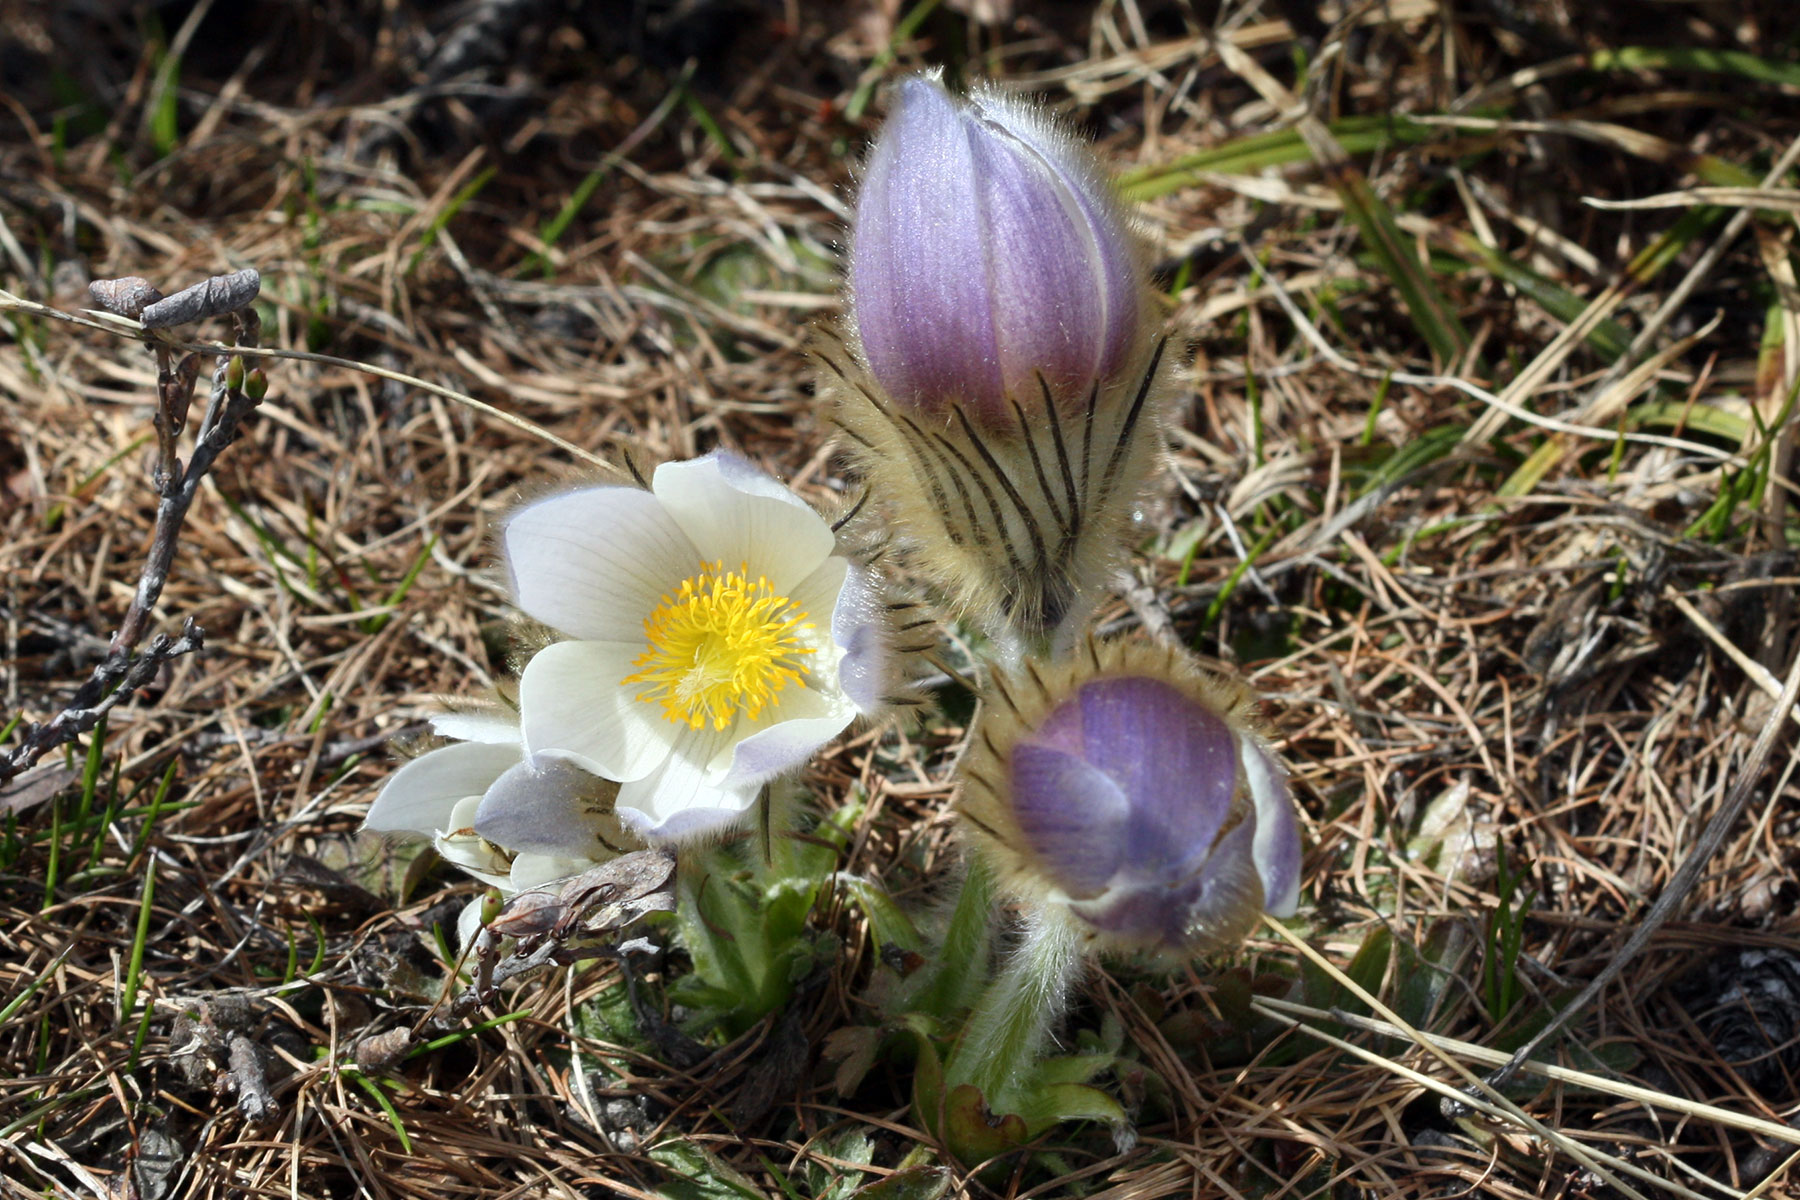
1212 38 1470 367
1255 995 1800 1150
1242 937 1670 1200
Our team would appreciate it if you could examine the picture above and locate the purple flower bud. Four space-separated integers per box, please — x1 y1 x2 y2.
849 74 1145 426
824 75 1174 642
960 642 1303 956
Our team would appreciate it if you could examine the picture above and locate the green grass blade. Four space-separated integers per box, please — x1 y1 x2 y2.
0 945 75 1026
528 65 692 276
129 759 181 866
147 45 182 156
1118 113 1452 202
1591 46 1800 90
1446 232 1630 359
406 165 497 277
346 1069 413 1152
1203 522 1280 629
120 855 157 1066
362 534 438 634
1330 167 1470 366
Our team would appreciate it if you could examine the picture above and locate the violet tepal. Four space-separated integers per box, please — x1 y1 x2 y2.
821 73 1176 644
850 75 1144 425
959 640 1302 956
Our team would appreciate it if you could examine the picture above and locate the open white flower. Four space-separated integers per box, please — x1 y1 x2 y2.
362 709 637 893
505 450 887 842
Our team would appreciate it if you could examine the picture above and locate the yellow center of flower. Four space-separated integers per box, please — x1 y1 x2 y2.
622 561 815 731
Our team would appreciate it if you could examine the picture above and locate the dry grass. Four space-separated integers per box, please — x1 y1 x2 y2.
2 1 1799 1197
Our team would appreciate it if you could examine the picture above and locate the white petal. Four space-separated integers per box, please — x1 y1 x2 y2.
788 555 848 639
504 485 696 641
785 555 852 693
652 451 835 593
364 741 521 835
518 640 676 782
447 793 482 830
614 724 758 842
429 710 521 745
510 853 603 891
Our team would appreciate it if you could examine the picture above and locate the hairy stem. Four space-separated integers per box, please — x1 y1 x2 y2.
948 905 1083 1112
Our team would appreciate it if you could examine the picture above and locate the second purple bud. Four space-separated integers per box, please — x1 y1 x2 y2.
960 640 1303 957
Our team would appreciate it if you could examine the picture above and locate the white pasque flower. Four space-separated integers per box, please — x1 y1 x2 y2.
505 450 887 842
362 708 637 894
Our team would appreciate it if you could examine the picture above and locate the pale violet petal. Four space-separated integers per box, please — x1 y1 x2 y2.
504 485 696 641
652 451 835 593
1240 733 1303 919
518 640 675 783
826 561 888 714
851 76 1003 414
429 711 521 745
715 691 856 787
364 741 521 836
473 754 627 861
614 725 758 843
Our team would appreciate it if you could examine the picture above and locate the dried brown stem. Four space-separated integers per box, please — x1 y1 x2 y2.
0 274 265 785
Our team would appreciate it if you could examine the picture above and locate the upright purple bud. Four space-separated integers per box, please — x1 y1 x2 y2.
822 76 1176 643
960 641 1303 957
849 75 1144 426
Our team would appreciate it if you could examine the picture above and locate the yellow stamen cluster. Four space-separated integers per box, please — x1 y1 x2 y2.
623 561 815 731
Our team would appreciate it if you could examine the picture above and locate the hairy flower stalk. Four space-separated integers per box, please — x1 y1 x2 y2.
820 73 1176 647
931 639 1302 1146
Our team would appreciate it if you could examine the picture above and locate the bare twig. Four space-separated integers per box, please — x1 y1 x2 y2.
0 270 266 785
0 620 204 784
353 852 680 1072
116 298 265 651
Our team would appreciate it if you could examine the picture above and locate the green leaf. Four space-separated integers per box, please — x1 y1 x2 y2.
838 874 923 955
902 858 995 1021
806 1129 878 1200
1010 1081 1127 1139
652 1141 773 1200
851 1166 953 1200
1590 45 1800 90
939 1083 1030 1164
1345 924 1394 1009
